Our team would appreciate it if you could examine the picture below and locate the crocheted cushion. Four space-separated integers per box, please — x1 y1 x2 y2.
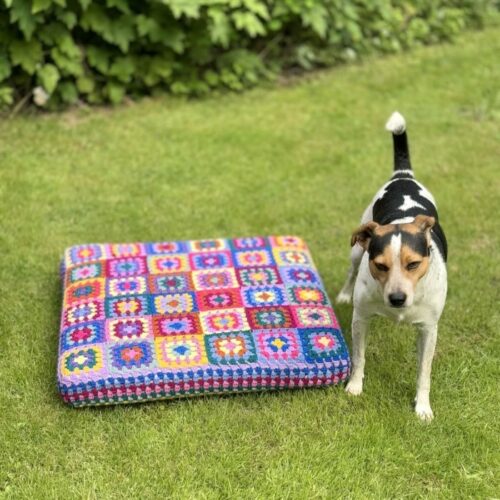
58 236 350 407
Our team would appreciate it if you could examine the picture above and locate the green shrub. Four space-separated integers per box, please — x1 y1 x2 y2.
0 0 494 109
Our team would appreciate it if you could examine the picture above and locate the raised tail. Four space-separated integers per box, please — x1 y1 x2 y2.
385 111 412 173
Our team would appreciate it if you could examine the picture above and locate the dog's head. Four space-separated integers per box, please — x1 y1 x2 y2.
351 215 434 308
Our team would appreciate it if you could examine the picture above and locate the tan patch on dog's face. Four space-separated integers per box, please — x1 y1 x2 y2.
369 244 393 285
397 217 434 288
399 240 430 286
366 224 400 286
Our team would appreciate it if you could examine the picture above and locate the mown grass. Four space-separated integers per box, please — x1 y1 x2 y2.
0 27 499 499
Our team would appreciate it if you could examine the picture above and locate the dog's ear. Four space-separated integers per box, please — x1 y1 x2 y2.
413 215 435 232
413 215 435 248
351 221 379 251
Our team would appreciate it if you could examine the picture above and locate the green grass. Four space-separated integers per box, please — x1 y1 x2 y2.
1 27 499 499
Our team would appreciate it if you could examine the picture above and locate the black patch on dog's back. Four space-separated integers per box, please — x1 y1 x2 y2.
373 179 437 223
372 179 448 261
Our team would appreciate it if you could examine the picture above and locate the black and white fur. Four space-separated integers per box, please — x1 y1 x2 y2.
337 112 448 421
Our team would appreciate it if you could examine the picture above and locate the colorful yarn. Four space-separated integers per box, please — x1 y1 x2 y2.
58 236 350 407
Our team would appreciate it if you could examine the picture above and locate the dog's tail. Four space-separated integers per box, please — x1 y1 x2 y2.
385 111 412 174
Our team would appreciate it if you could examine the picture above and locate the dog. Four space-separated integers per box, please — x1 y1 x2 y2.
336 112 448 421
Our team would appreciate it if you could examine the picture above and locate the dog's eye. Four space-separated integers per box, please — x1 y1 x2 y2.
406 261 421 271
375 263 389 272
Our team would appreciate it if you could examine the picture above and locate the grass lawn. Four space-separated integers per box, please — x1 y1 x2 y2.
1 27 499 499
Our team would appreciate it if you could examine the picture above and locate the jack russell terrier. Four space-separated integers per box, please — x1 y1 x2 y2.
336 112 448 421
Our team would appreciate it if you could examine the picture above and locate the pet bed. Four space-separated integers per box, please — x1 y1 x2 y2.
58 236 350 407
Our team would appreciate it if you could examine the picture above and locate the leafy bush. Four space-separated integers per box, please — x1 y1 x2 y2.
0 0 494 109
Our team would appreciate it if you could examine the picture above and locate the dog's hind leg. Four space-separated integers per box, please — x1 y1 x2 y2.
345 311 370 395
336 244 364 304
415 322 438 421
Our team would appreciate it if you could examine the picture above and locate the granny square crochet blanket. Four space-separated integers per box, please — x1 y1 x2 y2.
58 236 350 407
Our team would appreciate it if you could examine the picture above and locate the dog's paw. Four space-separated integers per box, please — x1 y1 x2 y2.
345 380 363 396
415 404 434 422
336 290 352 305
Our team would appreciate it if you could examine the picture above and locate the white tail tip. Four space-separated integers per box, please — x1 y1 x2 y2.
385 111 406 135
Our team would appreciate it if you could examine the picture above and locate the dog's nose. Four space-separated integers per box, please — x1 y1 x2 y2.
389 292 407 308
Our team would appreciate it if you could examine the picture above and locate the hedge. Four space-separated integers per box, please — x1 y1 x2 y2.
0 0 494 109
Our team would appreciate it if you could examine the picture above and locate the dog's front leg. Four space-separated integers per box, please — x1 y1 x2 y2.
345 311 370 395
415 322 438 421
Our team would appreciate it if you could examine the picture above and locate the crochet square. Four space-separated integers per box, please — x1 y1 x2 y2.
58 236 350 407
246 306 294 329
242 286 287 307
255 329 302 361
64 278 106 305
192 268 238 290
60 321 105 351
269 236 308 249
106 317 151 342
298 328 346 363
147 254 190 274
106 257 148 278
189 251 233 270
272 249 312 267
60 345 105 377
188 239 228 252
152 313 202 336
200 308 249 334
205 331 257 365
292 306 339 328
109 341 155 372
63 299 104 328
67 262 104 283
196 288 243 310
234 249 274 267
109 243 146 258
107 276 147 297
236 266 282 287
230 236 268 250
287 286 328 306
279 266 321 286
148 273 193 294
146 241 187 254
155 335 208 368
66 244 105 267
105 295 150 319
150 292 197 314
